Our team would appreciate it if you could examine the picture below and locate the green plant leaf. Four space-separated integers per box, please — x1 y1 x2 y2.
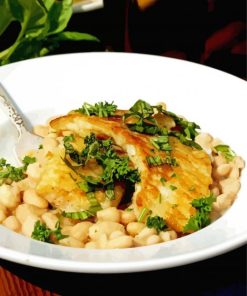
52 31 100 42
46 0 72 35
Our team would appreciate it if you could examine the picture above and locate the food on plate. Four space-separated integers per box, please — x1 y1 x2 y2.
0 100 244 248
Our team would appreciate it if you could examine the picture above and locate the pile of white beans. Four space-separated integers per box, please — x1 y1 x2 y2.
195 133 244 220
0 127 244 249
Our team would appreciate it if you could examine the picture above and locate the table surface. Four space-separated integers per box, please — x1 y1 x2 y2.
0 244 246 296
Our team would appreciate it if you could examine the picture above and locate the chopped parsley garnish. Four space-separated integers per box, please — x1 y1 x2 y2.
123 100 201 150
22 156 36 169
62 210 95 220
63 191 102 220
146 155 177 167
146 216 167 233
123 100 160 135
214 144 236 162
183 193 216 233
31 221 67 243
76 101 117 117
0 156 36 185
63 134 84 164
150 135 172 152
169 131 202 150
160 177 167 185
138 207 150 222
63 133 140 200
169 185 177 191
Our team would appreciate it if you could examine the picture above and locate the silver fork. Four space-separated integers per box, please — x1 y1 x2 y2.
0 83 41 163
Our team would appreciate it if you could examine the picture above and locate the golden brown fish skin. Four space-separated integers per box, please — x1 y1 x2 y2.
51 113 212 232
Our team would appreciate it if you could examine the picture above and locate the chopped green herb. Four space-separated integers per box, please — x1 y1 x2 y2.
214 144 236 162
171 173 177 178
160 177 167 185
31 221 52 243
38 144 43 149
138 207 150 222
123 100 202 150
146 155 177 167
76 101 117 117
63 134 84 165
169 131 202 150
62 210 94 220
123 100 160 135
150 136 171 152
183 193 216 233
86 192 102 212
31 221 67 243
169 185 177 191
0 156 36 185
125 208 134 212
158 194 162 203
162 110 200 141
146 216 167 233
52 221 68 241
62 192 102 220
22 156 36 169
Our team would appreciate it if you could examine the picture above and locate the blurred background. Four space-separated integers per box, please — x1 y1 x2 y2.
0 0 246 79
65 0 247 79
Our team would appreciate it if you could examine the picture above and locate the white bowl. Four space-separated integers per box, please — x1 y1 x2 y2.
0 52 246 273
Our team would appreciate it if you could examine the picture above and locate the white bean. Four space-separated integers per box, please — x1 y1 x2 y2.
3 216 21 232
168 230 177 240
109 230 125 240
126 222 145 236
233 156 245 169
195 133 213 150
70 222 92 242
120 210 137 225
84 241 97 249
26 163 42 180
22 215 39 237
16 204 46 224
61 226 73 236
89 222 125 240
210 185 220 197
134 227 157 246
228 166 239 179
213 155 227 167
60 217 78 227
159 230 177 242
96 233 108 249
23 189 48 209
216 164 232 177
214 193 232 212
96 207 120 223
108 235 133 249
146 235 161 245
136 227 157 239
0 184 20 209
59 236 84 248
41 212 59 230
220 178 240 196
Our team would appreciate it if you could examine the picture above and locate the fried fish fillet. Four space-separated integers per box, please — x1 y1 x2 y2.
35 145 124 213
50 113 212 232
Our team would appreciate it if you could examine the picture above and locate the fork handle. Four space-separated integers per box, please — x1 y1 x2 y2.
0 83 27 137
